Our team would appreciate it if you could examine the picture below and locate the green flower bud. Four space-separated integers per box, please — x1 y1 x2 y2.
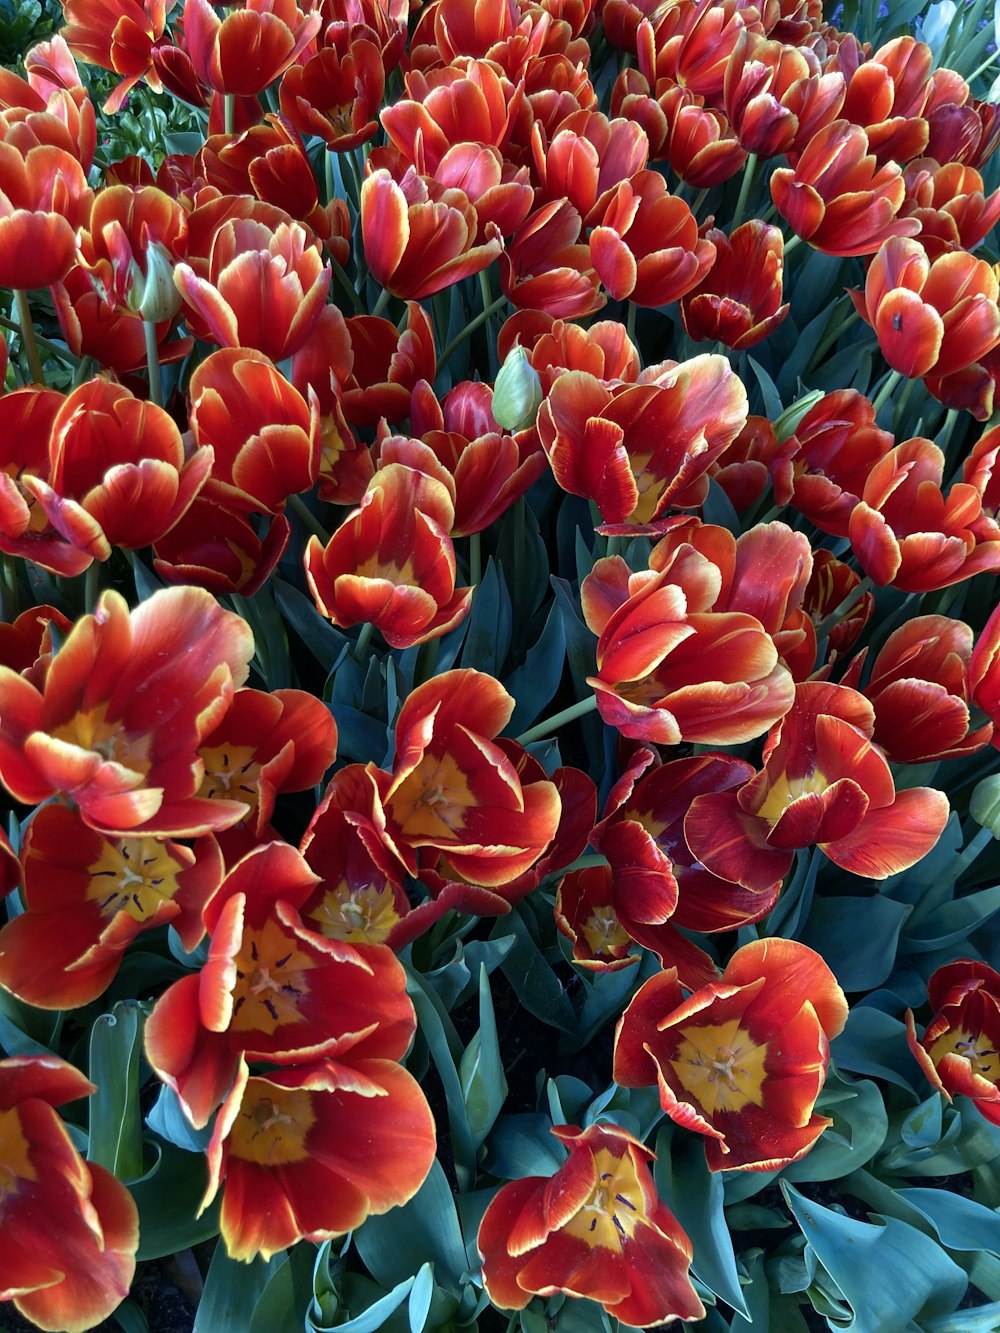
492 344 543 432
774 389 825 442
128 241 183 323
970 775 1000 838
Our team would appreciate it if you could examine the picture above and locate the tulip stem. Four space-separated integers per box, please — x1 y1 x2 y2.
13 290 44 385
324 149 335 207
690 187 709 218
353 620 374 662
224 94 235 136
626 300 637 346
810 301 858 368
288 493 330 545
516 693 599 745
782 233 802 256
935 407 961 456
469 530 482 586
871 368 903 417
731 152 757 230
0 555 19 619
331 258 364 315
0 311 79 368
438 293 509 369
372 287 392 317
892 373 918 432
143 320 163 407
84 559 100 612
815 574 874 640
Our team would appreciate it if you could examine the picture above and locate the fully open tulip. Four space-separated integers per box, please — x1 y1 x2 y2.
680 220 788 349
851 236 1000 382
537 357 747 524
770 119 920 256
340 301 437 426
614 938 848 1171
153 498 290 597
189 348 321 514
360 167 502 300
0 805 222 1010
280 31 385 152
0 587 254 836
684 681 950 889
500 199 605 319
378 670 561 888
478 1121 705 1326
61 0 173 112
145 841 415 1128
24 378 213 561
848 436 1000 592
306 463 473 649
0 35 95 167
0 1056 138 1332
906 961 1000 1125
200 1054 435 1262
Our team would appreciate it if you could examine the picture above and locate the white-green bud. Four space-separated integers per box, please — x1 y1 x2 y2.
128 241 183 323
492 344 543 432
970 775 1000 838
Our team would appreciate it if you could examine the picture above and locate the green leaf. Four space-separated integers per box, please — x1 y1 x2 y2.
896 1188 1000 1254
799 894 911 990
406 968 477 1190
831 1006 920 1092
461 557 512 678
87 1000 146 1181
746 356 782 420
408 1263 435 1333
653 1123 749 1318
310 1273 415 1333
484 1113 567 1179
145 1085 211 1154
353 1160 469 1292
782 1182 968 1332
459 964 508 1149
0 987 58 1057
492 907 577 1033
194 1246 284 1333
274 578 347 672
506 602 567 734
249 1246 318 1333
782 1070 887 1183
131 1142 220 1261
112 1299 149 1333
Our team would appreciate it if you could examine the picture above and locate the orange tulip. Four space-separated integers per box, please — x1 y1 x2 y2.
0 142 93 289
61 0 174 112
907 962 1000 1127
180 0 321 96
680 220 788 349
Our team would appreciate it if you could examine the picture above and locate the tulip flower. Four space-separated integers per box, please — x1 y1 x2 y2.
537 357 747 524
0 586 254 836
708 415 793 514
497 310 640 392
907 961 1000 1125
500 199 605 319
200 1054 436 1262
841 615 992 763
0 805 223 1010
0 141 93 290
614 938 848 1171
189 347 321 514
770 119 920 256
24 378 213 560
377 670 561 889
970 603 1000 733
478 1121 705 1326
305 463 473 649
901 159 1000 260
360 167 502 300
851 236 1000 382
531 111 649 224
0 1056 138 1332
684 682 950 890
555 864 643 971
0 35 95 167
835 35 940 167
152 498 290 597
724 30 831 158
0 603 70 682
848 436 1000 592
279 31 385 152
646 80 748 188
802 549 873 659
341 301 437 427
179 0 321 96
145 841 417 1128
581 552 794 745
680 220 788 349
590 170 715 308
636 0 749 104
380 60 522 174
61 0 173 112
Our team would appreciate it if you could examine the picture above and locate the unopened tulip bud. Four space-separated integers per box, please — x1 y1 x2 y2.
492 345 543 432
775 389 825 442
129 241 183 322
971 775 1000 838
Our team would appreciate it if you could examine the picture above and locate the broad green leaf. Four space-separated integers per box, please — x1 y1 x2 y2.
87 1000 146 1182
408 1263 435 1333
506 602 567 734
459 964 508 1149
112 1300 149 1333
782 1182 968 1332
194 1246 283 1333
249 1246 317 1333
461 557 512 678
353 1160 469 1292
897 1188 1000 1253
783 1071 887 1182
406 968 477 1190
799 895 911 990
145 1084 211 1154
131 1142 220 1261
492 907 577 1033
484 1113 567 1179
831 1006 920 1091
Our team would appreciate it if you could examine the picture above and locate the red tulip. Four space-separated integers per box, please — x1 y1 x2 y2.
180 0 321 96
280 29 385 152
500 199 605 319
614 938 848 1171
906 961 1000 1126
0 142 93 289
153 498 290 596
478 1121 705 1326
681 220 788 349
341 301 437 426
497 310 640 392
61 0 172 112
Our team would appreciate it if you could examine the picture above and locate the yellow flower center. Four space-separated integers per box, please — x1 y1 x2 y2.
51 703 153 777
670 1019 768 1117
231 917 314 1034
228 1084 315 1166
564 1148 646 1251
757 769 830 829
581 905 631 956
86 837 186 921
931 1028 1000 1083
0 1107 36 1205
389 752 475 840
307 881 400 945
198 743 260 809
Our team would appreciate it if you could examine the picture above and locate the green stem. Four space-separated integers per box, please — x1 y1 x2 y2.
555 852 607 876
331 258 364 315
892 373 918 433
731 152 758 230
0 311 79 369
516 694 599 746
871 368 903 417
954 824 994 880
0 554 19 619
783 232 803 256
84 559 100 612
13 290 44 384
810 301 858 368
690 187 709 217
815 574 874 640
287 493 330 545
353 620 374 663
626 300 637 347
324 149 336 206
935 407 961 456
969 50 998 84
438 293 509 368
469 530 482 587
143 320 162 407
224 94 235 136
372 287 392 317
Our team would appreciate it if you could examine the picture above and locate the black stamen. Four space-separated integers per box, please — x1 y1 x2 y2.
616 1195 636 1211
264 998 279 1020
274 953 292 968
250 940 259 961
